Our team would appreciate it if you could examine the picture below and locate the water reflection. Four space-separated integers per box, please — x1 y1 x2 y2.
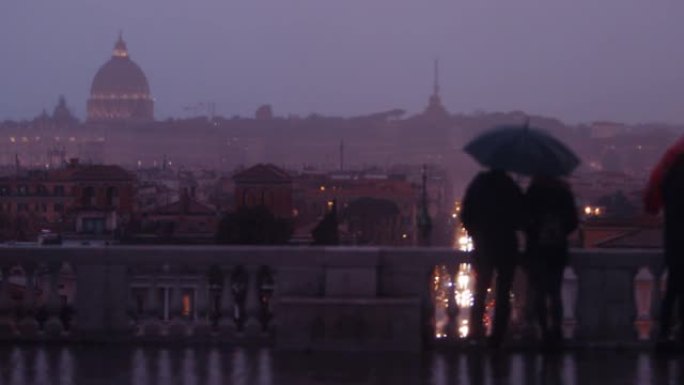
0 346 682 385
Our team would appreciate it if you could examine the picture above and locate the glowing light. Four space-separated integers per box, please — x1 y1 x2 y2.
402 233 408 239
182 294 191 317
9 137 15 143
457 235 473 252
455 263 474 308
319 186 326 192
458 321 469 338
584 206 592 215
451 213 457 219
594 208 601 216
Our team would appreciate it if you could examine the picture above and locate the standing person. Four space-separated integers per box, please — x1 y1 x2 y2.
461 168 524 347
658 153 684 346
524 175 578 348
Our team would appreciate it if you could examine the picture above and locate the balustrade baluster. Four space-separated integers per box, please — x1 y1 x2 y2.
194 275 211 337
561 266 578 340
445 265 459 340
243 265 263 338
422 266 437 345
168 272 187 337
0 265 13 335
44 263 63 337
219 268 237 338
657 268 669 339
142 272 160 337
633 266 654 341
259 266 276 334
19 264 39 337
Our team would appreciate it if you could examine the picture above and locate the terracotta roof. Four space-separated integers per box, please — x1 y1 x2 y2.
233 164 291 184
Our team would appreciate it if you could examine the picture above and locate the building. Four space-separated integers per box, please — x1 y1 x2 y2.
0 160 135 240
87 33 154 123
232 164 293 219
63 162 136 235
293 170 418 245
139 190 218 242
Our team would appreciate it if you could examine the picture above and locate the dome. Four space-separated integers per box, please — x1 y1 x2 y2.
87 34 154 123
90 56 150 96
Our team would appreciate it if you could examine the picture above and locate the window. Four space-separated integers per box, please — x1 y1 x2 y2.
81 217 105 234
182 293 192 317
182 289 195 319
36 185 48 195
0 186 9 196
106 186 119 207
17 203 28 212
17 185 28 195
54 185 64 196
82 186 96 207
54 203 64 213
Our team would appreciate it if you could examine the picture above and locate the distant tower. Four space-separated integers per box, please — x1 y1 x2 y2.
87 33 154 123
424 59 448 117
417 165 433 246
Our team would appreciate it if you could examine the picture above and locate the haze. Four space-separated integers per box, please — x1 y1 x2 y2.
2 0 684 124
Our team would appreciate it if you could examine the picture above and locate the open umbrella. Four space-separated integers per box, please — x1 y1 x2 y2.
464 123 580 176
643 136 684 214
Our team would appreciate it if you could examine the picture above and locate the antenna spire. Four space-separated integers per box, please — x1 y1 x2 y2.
433 58 440 97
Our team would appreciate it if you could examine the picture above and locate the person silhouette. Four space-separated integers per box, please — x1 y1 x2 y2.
658 153 684 346
524 175 578 348
461 168 524 347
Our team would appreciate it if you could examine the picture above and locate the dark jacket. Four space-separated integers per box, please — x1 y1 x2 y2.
524 176 578 257
662 154 684 267
461 170 524 262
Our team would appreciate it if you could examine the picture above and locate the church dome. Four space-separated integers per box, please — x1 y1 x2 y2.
87 34 154 123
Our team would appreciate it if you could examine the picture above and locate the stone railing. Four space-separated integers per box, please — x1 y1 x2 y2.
0 245 665 350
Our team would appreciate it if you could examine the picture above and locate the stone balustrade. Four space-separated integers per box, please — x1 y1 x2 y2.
0 245 666 351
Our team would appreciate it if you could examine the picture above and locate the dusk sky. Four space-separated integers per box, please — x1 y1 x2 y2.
2 1 684 124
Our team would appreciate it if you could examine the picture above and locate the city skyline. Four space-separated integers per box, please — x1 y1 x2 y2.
2 1 684 124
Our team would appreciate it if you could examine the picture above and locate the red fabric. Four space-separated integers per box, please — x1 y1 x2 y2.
644 136 684 214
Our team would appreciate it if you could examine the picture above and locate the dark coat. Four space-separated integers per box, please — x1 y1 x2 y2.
524 176 578 255
461 170 524 264
662 154 684 267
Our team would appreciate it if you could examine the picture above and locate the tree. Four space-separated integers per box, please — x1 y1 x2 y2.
342 197 400 245
216 206 292 245
312 200 339 245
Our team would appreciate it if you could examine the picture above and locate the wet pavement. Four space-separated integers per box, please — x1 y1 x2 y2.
0 346 682 384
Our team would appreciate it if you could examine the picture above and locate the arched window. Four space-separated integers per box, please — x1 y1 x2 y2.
106 186 119 207
262 190 274 207
82 186 96 207
243 189 256 208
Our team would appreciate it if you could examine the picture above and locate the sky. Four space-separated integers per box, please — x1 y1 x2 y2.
1 0 684 124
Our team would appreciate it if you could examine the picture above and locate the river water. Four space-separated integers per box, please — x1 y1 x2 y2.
0 346 681 384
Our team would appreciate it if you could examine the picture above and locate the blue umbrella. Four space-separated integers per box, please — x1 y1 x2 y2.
464 124 580 176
